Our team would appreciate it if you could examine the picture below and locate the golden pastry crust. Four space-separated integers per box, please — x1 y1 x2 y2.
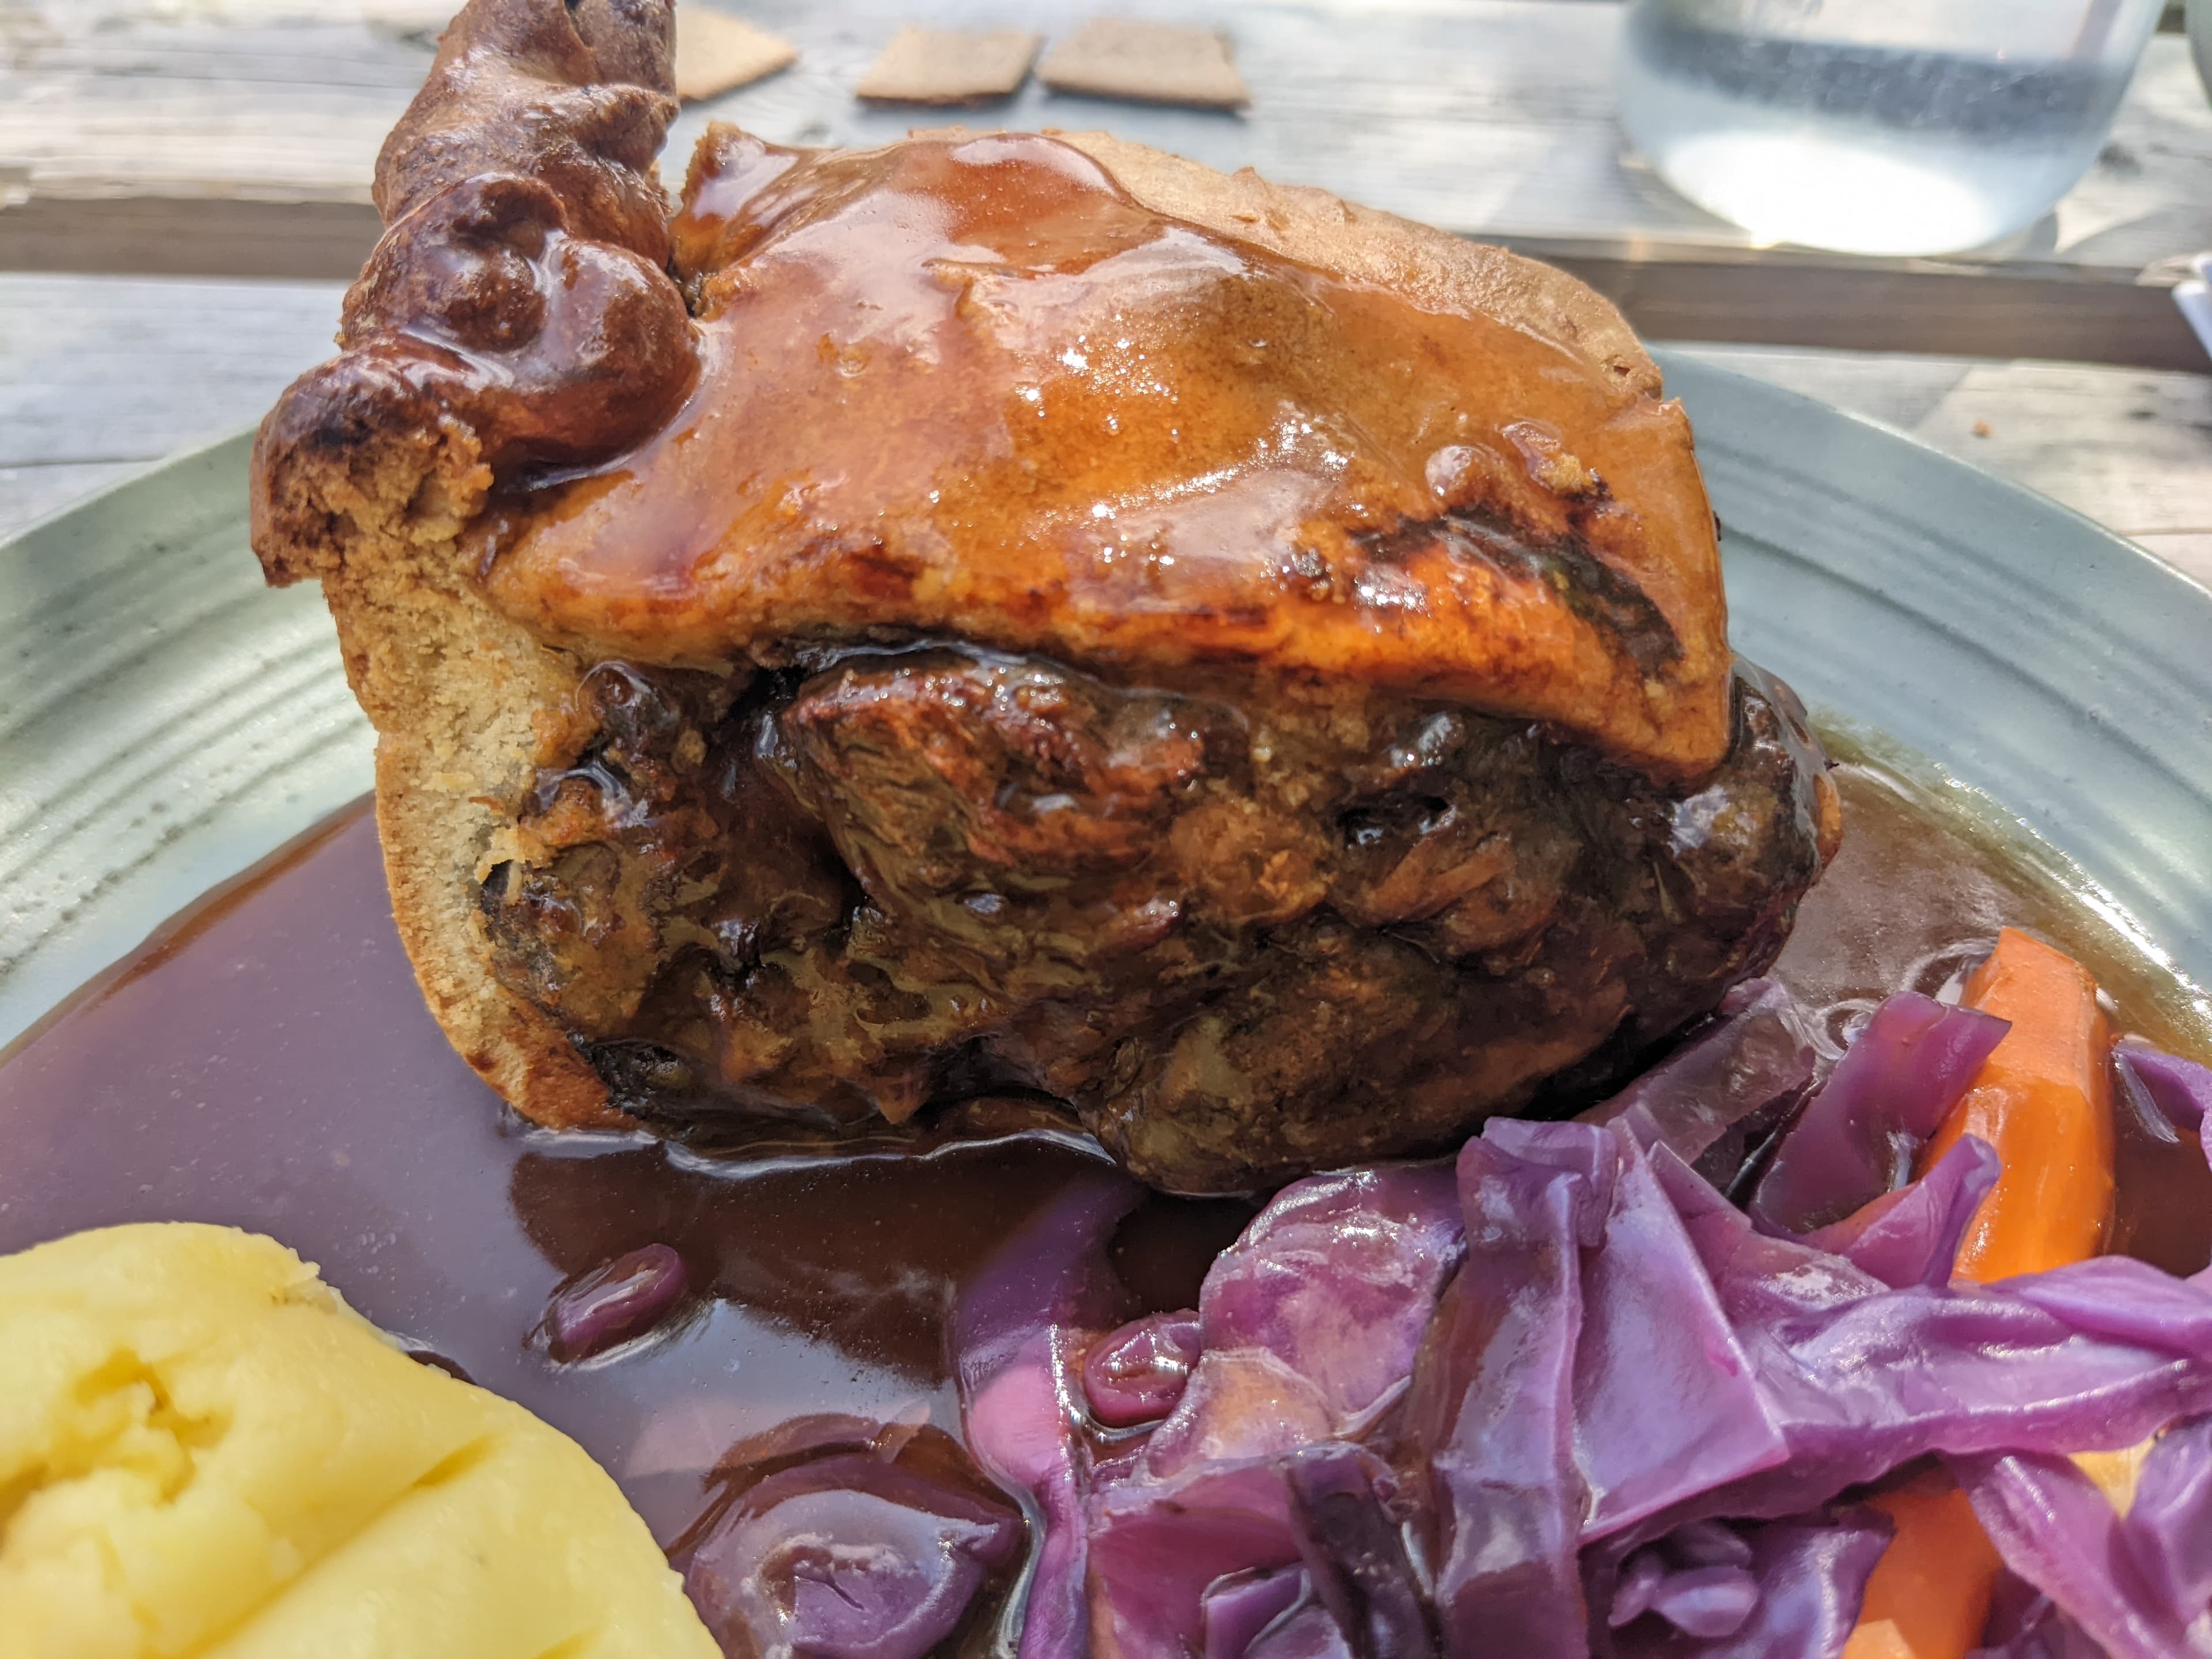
487 124 1728 776
252 0 695 1126
249 0 1743 1138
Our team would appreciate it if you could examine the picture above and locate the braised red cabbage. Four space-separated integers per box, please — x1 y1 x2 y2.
2125 1414 2212 1631
1084 1311 1203 1429
1485 1120 1787 1540
1597 1511 1892 1657
1399 1135 1586 1655
1802 1132 2000 1289
1608 1522 1764 1638
953 1166 1145 1659
677 1416 1023 1659
1972 1577 2108 1659
1137 1164 1463 1482
1974 1605 2107 1658
1202 1566 1306 1658
1087 1457 1310 1656
1283 1443 1437 1656
1580 978 1819 1187
2117 1039 2212 1172
1950 1411 2212 1658
1954 1453 2198 1659
546 1240 688 1361
1748 992 2009 1234
1085 1117 2212 1657
1085 1165 1461 1655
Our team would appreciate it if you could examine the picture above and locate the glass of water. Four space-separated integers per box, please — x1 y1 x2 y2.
1616 0 2166 256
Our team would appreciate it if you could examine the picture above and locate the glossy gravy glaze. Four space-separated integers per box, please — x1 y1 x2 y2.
0 759 2204 1554
480 130 1733 774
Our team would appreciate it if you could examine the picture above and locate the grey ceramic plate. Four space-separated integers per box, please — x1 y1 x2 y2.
3 351 2209 1047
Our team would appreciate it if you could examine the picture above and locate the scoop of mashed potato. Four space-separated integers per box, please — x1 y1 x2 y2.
0 1223 720 1659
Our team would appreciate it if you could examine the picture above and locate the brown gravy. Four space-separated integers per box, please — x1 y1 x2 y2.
1 758 2205 1550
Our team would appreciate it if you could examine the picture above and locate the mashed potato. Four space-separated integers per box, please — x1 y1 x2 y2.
0 1223 720 1659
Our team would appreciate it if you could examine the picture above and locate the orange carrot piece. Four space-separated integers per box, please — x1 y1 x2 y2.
2075 1443 2150 1514
1847 929 2116 1656
1915 927 2115 1283
1843 1472 2004 1659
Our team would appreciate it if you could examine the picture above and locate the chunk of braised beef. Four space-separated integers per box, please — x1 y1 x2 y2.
478 649 1834 1192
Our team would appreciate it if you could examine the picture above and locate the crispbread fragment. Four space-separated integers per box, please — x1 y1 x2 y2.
673 6 796 102
1039 17 1249 109
857 26 1042 104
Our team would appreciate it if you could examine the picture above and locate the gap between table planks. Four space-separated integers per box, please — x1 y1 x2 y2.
2 274 2205 592
1 0 2209 369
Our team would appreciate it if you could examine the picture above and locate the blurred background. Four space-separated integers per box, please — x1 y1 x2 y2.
1 0 2207 578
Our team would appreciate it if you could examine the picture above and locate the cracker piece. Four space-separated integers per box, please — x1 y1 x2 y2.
856 26 1044 105
1037 18 1248 109
673 6 797 103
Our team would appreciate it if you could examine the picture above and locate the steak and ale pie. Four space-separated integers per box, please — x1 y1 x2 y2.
250 0 1838 1192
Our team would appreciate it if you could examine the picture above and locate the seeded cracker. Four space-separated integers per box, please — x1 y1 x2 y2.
857 27 1043 105
672 6 795 103
1038 18 1248 110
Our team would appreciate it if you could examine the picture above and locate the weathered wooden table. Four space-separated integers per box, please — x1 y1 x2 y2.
2 0 2207 579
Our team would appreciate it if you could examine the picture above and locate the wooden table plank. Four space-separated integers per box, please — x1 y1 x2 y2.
0 274 339 467
0 196 382 282
3 1 2208 366
1538 245 2209 374
0 273 342 537
2 275 2204 597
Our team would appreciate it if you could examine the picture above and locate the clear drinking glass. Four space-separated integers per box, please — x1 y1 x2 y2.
1616 0 2166 256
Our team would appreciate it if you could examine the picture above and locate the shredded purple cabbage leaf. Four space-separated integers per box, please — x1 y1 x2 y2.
1747 992 2009 1234
547 1240 688 1361
1063 1115 2212 1658
953 1165 1147 1659
721 1016 2212 1657
1581 978 1821 1190
2118 1038 2212 1171
1084 1312 1203 1429
677 1414 1028 1658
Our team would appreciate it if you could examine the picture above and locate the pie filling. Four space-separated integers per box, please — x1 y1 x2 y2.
478 651 1831 1191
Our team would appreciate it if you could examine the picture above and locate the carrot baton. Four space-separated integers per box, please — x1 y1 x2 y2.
1843 1471 2003 1659
1916 927 2115 1283
1843 928 2119 1658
